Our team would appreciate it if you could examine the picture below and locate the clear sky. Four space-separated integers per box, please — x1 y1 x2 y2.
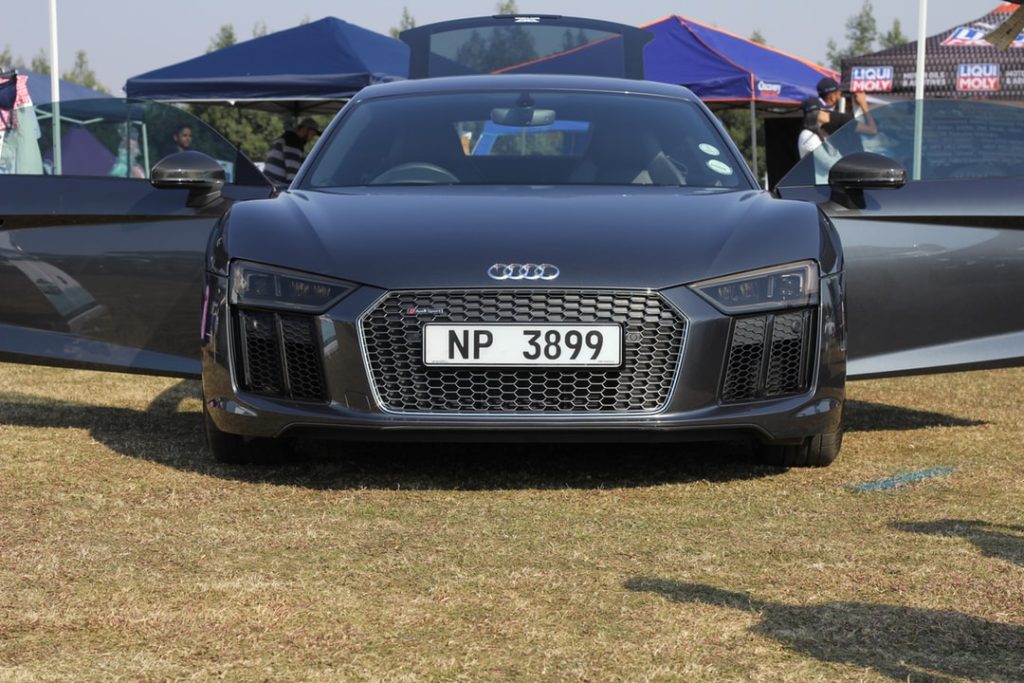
1 0 1007 94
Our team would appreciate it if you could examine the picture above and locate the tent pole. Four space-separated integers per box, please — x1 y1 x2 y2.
749 100 758 184
48 0 61 175
913 0 928 181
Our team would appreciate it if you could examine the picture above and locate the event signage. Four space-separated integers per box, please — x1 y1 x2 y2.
942 25 1024 48
841 6 1024 100
957 63 1001 92
850 66 894 92
756 80 782 97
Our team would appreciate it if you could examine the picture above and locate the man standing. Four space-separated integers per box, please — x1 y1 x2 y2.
264 117 320 187
159 124 193 159
816 77 876 138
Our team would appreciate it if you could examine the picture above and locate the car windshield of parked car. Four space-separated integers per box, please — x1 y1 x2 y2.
0 97 266 185
304 90 749 189
780 98 1024 187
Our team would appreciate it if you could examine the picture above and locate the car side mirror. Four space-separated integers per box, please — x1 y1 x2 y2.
151 151 225 208
828 152 907 209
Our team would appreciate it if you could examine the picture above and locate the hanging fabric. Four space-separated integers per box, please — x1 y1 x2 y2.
0 74 43 174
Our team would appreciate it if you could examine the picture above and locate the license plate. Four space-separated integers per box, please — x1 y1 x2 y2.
423 324 622 367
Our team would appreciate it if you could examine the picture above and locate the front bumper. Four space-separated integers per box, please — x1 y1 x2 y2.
201 275 845 444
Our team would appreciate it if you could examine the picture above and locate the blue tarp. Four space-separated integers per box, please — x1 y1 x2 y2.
642 15 838 107
23 69 111 104
125 17 408 112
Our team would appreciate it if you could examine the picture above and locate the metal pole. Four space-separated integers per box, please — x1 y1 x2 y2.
749 100 758 183
48 0 61 175
912 0 928 180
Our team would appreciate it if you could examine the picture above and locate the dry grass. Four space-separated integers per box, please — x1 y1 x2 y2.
0 361 1022 682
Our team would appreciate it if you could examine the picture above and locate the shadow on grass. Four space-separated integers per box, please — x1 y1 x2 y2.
844 400 986 432
892 519 1024 567
0 380 781 490
625 578 1024 682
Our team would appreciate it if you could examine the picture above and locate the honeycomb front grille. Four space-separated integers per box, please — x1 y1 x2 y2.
721 309 814 403
361 289 686 413
236 309 327 402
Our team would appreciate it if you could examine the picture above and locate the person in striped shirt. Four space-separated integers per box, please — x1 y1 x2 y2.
264 117 320 187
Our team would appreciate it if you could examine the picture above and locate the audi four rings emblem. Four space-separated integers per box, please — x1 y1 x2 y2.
487 263 560 280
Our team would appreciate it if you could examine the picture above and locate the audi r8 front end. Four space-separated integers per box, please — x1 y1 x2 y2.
198 73 847 467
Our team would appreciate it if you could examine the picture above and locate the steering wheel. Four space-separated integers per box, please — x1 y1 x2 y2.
370 162 459 185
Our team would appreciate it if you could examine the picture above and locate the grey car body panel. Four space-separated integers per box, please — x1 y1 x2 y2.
0 175 270 378
775 178 1024 378
219 187 833 290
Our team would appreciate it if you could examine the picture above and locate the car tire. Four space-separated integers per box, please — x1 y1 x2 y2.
756 430 843 468
203 401 288 464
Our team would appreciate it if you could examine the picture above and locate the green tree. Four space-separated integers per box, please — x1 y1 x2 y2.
825 0 877 69
209 24 237 52
562 28 589 51
62 50 110 93
389 7 416 39
880 18 908 49
31 50 50 75
455 1 536 73
0 45 18 69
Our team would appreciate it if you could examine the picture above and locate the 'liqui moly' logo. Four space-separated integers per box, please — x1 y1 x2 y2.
850 66 893 93
756 80 782 97
957 63 1000 92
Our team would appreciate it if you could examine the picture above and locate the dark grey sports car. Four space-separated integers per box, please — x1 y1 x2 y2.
1 16 1021 468
197 70 847 466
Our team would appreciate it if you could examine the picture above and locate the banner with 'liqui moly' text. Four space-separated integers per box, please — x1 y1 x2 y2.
841 3 1024 100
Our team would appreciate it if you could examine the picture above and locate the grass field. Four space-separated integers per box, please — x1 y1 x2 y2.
1 362 1022 681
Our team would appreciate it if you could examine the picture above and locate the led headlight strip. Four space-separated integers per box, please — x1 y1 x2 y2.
229 260 355 313
690 260 819 314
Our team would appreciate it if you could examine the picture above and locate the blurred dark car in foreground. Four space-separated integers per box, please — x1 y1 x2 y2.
0 16 1020 468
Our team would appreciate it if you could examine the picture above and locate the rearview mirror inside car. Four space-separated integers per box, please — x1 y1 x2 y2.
490 107 557 127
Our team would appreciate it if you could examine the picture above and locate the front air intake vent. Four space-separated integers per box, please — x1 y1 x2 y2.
721 309 814 403
235 309 327 402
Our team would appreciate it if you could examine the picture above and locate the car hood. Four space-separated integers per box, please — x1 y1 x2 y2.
223 187 827 289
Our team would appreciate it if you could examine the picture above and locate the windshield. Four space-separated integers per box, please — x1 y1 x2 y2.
304 90 748 189
780 98 1024 187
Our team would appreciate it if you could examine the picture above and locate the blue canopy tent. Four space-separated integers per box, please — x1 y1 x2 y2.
642 15 839 179
22 69 111 104
125 17 408 114
642 15 837 106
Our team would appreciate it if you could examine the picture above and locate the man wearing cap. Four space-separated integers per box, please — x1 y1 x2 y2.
797 96 831 159
816 77 877 139
264 117 321 187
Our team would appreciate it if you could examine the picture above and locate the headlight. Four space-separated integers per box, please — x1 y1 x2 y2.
229 260 355 313
691 260 819 314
